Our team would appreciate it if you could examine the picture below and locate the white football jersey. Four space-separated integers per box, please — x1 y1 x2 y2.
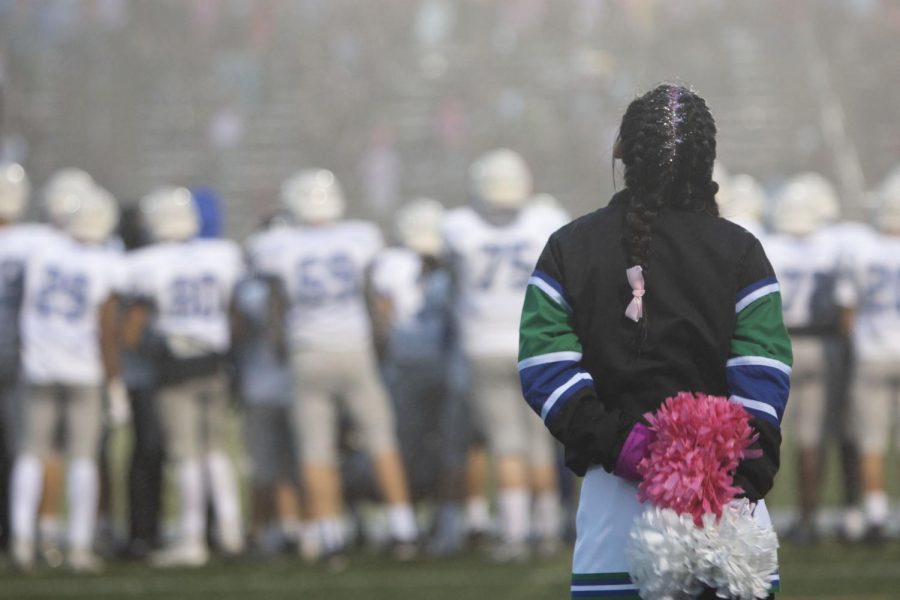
20 231 126 384
443 204 568 358
127 238 244 355
838 230 900 362
371 247 452 364
248 221 384 351
764 230 842 330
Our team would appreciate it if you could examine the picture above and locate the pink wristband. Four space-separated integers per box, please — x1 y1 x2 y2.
613 423 655 482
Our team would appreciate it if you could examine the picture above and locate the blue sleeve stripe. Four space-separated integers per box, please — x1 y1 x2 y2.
731 395 780 426
541 376 594 423
541 372 593 421
517 351 582 371
727 366 789 421
528 270 572 312
727 355 792 375
737 276 778 304
736 281 780 313
520 361 584 412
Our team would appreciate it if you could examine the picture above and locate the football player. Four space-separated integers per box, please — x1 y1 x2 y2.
765 174 843 544
248 169 417 561
0 163 33 552
839 175 900 541
370 199 470 554
9 184 124 572
442 149 568 560
232 217 303 557
122 188 245 567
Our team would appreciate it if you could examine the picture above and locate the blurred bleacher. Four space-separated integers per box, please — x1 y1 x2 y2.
1 0 898 236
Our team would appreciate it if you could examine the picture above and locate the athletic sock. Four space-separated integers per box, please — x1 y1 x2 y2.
67 458 99 551
498 488 530 545
532 491 562 542
864 491 889 527
387 503 418 542
206 452 243 549
464 495 491 534
317 517 346 554
10 455 43 544
177 459 205 543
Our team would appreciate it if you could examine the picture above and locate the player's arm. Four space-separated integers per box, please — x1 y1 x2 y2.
835 249 860 339
839 306 855 338
518 234 643 477
101 292 131 426
99 294 122 380
121 300 151 351
266 276 289 360
728 238 793 502
364 262 393 362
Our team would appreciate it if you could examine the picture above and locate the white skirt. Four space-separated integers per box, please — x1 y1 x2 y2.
571 466 780 598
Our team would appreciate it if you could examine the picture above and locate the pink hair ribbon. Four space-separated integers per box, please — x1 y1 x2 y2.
625 265 645 322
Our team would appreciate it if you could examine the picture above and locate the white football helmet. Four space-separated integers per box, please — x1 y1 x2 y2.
0 163 30 222
65 186 119 244
773 174 833 236
43 168 95 226
395 198 445 256
794 172 840 224
469 149 533 211
877 175 900 233
140 187 199 242
718 174 766 222
280 169 346 224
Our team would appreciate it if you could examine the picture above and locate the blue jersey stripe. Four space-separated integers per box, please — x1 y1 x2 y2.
736 276 778 304
727 364 790 423
544 376 594 423
529 270 572 312
732 395 780 426
520 359 583 413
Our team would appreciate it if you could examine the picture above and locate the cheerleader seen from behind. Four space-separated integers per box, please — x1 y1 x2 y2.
517 84 792 599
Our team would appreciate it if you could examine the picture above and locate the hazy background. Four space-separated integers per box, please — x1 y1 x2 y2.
1 0 898 237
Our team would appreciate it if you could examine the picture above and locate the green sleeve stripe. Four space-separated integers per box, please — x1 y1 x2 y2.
731 292 793 366
519 284 582 361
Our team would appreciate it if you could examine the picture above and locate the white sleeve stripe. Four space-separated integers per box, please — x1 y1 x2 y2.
726 356 792 375
735 283 780 313
517 351 583 371
541 372 593 421
731 395 778 419
528 276 572 313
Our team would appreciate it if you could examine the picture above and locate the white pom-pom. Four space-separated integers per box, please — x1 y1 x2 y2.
625 507 705 600
695 499 779 600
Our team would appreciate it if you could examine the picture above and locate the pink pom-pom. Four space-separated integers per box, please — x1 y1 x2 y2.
636 392 758 526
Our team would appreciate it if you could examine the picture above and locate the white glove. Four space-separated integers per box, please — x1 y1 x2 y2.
106 377 131 427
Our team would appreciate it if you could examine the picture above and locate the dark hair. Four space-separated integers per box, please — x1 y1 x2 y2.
617 84 719 273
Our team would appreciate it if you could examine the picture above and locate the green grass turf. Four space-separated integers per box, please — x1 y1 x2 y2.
2 542 899 600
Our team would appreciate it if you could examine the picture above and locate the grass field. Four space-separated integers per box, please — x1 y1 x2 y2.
7 412 897 599
1 541 899 600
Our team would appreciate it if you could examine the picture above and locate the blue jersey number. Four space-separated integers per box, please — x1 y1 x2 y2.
864 265 900 315
476 242 532 290
168 275 221 318
294 253 357 305
35 266 89 321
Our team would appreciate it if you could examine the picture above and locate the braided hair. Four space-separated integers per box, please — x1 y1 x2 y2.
618 84 720 274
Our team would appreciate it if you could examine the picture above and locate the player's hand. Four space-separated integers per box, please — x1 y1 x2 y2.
106 377 131 427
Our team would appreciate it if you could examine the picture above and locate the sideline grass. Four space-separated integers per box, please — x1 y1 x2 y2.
1 541 899 600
